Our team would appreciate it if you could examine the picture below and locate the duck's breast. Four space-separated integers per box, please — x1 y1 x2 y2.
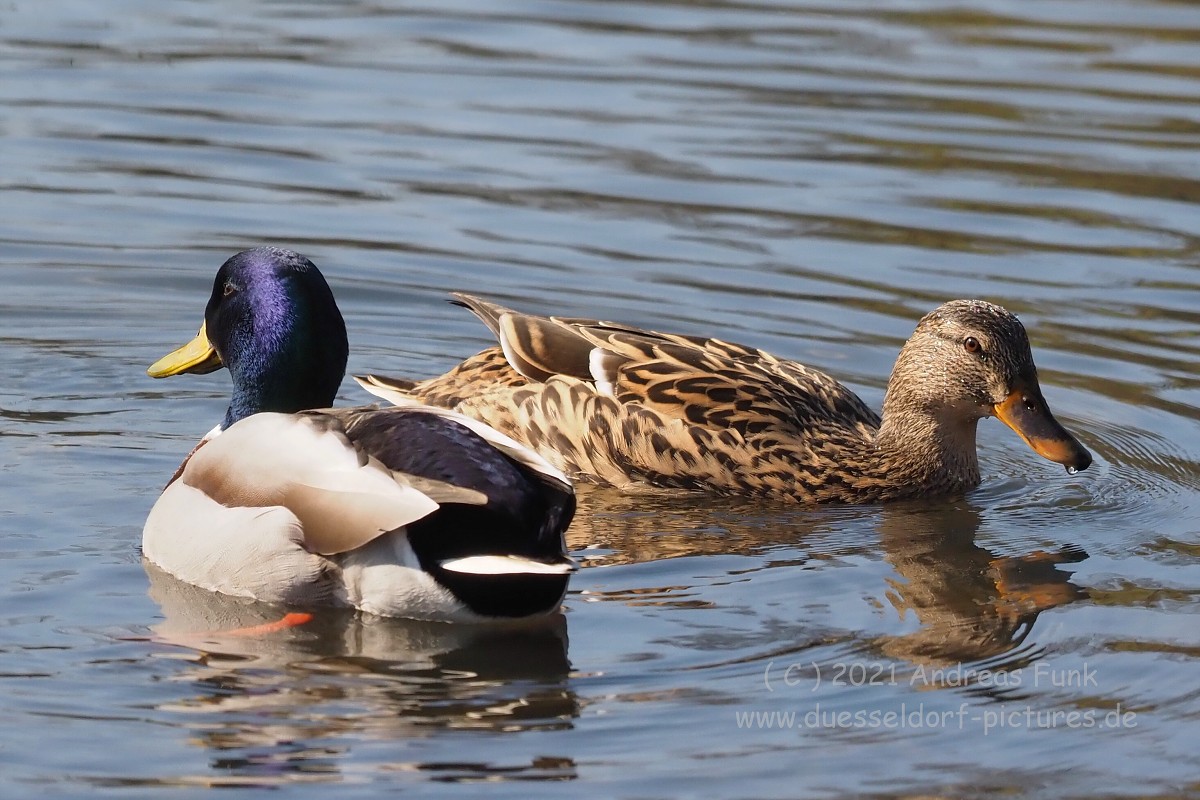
142 480 333 605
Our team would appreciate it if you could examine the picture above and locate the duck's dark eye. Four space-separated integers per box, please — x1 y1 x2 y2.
963 336 981 354
223 281 238 298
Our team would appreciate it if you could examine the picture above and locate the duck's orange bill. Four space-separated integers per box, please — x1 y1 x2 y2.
993 384 1092 473
147 321 224 378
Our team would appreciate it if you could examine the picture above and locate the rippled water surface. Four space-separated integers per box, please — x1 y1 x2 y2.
3 0 1200 797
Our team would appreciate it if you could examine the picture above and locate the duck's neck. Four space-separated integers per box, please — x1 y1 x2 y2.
222 311 346 429
873 403 982 498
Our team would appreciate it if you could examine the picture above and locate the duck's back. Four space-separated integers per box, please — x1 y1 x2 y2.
361 296 883 499
327 406 575 562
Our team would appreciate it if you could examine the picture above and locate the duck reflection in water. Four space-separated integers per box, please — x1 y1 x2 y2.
566 486 1086 672
870 502 1087 670
141 564 579 786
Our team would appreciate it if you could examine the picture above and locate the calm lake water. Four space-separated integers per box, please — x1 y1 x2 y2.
3 0 1199 796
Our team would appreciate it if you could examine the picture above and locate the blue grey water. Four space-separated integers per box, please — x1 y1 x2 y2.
2 0 1199 796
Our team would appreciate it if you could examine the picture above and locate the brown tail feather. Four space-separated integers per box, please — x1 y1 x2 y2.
450 293 597 384
449 293 515 341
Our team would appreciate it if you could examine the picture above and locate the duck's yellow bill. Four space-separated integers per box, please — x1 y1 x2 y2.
147 321 224 378
993 383 1092 473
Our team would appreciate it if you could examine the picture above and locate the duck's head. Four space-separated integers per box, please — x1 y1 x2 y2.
883 300 1091 474
148 247 349 429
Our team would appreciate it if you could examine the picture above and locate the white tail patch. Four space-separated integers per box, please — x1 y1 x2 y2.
439 555 577 576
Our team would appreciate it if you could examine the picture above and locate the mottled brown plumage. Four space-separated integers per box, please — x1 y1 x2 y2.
357 296 1092 504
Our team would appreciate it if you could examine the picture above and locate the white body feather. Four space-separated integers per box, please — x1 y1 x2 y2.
143 410 571 622
143 481 327 604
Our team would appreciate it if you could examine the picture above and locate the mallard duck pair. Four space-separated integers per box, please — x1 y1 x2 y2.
145 248 1091 621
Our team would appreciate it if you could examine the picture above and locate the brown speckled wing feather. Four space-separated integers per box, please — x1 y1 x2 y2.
382 348 527 410
567 327 879 441
449 294 877 436
369 296 888 500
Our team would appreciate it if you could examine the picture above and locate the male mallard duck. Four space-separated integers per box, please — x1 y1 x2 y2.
143 248 576 622
358 295 1092 504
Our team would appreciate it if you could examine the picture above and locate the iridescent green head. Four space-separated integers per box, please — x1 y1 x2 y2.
148 247 349 429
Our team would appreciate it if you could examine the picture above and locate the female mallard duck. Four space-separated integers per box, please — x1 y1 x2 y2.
143 248 575 622
357 295 1092 504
